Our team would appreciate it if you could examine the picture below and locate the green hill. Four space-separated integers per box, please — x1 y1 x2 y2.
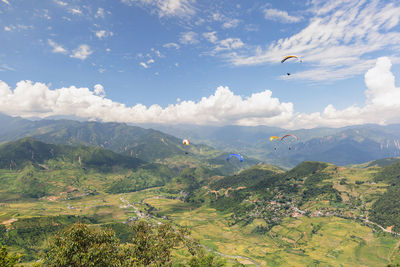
0 137 145 171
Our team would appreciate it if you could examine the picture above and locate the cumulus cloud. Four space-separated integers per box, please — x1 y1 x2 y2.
70 44 92 60
0 81 293 126
179 31 198 44
263 8 302 23
121 0 195 19
287 57 400 128
48 39 67 54
1 0 10 5
230 1 400 81
93 84 105 96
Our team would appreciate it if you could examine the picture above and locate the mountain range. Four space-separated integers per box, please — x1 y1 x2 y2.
143 123 400 168
2 113 400 168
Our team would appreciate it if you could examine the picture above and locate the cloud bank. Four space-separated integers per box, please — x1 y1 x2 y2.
0 57 399 129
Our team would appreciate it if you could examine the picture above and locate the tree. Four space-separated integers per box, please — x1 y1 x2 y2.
42 220 206 266
188 251 225 267
0 245 20 267
42 222 122 267
123 220 190 266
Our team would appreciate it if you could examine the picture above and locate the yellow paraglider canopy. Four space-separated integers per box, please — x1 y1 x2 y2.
281 55 301 63
270 136 279 141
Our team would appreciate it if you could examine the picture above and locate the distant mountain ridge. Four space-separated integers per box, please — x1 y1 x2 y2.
145 123 400 168
0 137 144 171
0 113 197 162
2 113 400 168
0 114 260 174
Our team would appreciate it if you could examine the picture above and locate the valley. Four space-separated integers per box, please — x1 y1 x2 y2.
1 115 400 265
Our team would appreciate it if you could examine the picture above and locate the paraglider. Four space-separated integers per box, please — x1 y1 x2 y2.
226 153 243 162
270 136 280 150
280 134 299 150
182 139 190 146
182 139 190 154
281 56 302 76
281 55 302 63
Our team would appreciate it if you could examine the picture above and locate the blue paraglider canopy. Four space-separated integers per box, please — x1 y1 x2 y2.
226 153 243 162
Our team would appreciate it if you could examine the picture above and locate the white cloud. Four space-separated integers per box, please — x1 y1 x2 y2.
154 50 162 57
263 8 302 23
69 8 82 15
163 42 180 49
230 1 400 81
222 19 240 29
95 30 113 39
0 81 293 125
0 64 15 72
179 31 198 44
121 0 195 19
203 33 244 54
48 39 67 54
140 58 155 68
93 84 105 96
215 38 244 52
54 0 67 6
140 62 149 68
203 31 218 43
3 24 33 32
286 57 400 129
150 48 163 58
364 57 400 109
212 12 223 21
211 12 240 29
1 0 10 5
95 8 105 18
41 9 51 20
70 44 92 60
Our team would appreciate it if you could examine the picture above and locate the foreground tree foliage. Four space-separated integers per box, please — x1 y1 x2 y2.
188 250 225 267
43 222 122 266
42 220 223 266
0 245 20 267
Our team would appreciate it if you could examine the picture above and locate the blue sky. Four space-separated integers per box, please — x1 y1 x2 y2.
1 0 400 129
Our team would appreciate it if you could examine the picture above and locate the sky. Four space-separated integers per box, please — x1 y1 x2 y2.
1 0 400 129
